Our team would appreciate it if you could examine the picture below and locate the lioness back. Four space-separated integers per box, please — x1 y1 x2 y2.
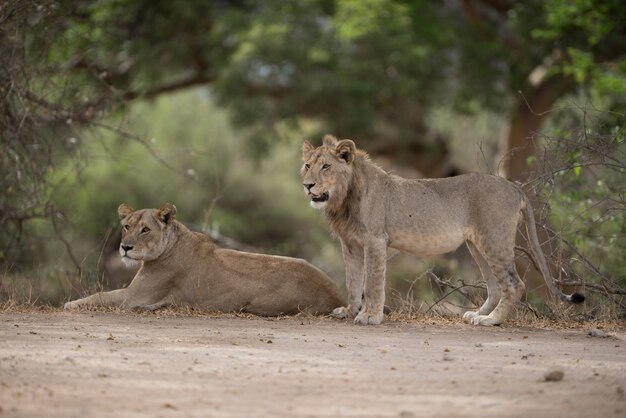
210 249 345 315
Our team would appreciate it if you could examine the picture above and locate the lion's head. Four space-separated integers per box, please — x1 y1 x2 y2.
117 203 178 265
301 135 359 210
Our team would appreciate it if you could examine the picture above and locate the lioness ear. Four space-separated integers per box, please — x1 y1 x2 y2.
334 139 356 164
157 203 177 224
323 134 338 147
302 140 314 161
118 204 134 220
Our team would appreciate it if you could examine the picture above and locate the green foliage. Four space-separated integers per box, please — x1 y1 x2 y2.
214 0 451 145
5 0 626 143
6 0 625 162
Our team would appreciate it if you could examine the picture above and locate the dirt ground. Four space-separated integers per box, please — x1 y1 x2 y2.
1 310 625 418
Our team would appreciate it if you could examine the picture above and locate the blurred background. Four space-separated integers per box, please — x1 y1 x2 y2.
1 0 624 318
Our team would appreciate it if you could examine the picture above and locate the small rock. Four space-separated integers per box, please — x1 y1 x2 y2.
589 329 608 338
107 333 114 341
544 368 564 382
474 343 483 348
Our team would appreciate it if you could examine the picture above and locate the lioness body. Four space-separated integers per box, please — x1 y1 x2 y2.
301 135 583 325
65 204 344 315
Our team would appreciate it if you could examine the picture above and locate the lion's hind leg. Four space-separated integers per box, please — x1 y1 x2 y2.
469 257 525 326
463 241 502 322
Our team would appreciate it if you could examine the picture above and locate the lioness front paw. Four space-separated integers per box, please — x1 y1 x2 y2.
469 314 502 326
354 309 383 325
462 310 478 322
331 305 360 319
332 306 351 319
64 301 79 310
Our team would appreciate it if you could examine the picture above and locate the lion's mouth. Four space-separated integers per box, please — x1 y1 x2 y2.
121 255 141 267
311 192 329 203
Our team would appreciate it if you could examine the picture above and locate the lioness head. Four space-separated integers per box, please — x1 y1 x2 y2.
117 203 178 265
301 135 357 210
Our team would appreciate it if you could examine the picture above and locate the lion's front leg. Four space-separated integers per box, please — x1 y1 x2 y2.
64 288 129 309
333 239 365 319
354 237 387 325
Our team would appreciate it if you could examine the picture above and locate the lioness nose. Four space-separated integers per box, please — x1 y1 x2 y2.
121 244 133 252
304 183 315 191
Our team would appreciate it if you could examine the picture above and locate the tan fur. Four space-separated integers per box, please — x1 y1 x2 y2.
301 135 583 326
64 203 344 316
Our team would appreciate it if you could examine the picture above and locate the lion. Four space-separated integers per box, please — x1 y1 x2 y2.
301 135 584 326
64 203 345 315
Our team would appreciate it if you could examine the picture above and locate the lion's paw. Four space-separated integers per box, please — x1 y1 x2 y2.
332 305 361 319
332 306 351 319
462 310 478 322
470 314 502 326
354 309 383 325
64 301 78 310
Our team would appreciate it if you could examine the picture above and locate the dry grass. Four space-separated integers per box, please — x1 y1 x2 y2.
2 301 624 332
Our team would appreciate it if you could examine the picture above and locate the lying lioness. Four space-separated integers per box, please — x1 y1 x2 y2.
64 203 344 315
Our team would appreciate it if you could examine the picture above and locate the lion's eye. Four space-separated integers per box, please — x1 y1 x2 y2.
304 163 311 170
141 227 150 233
123 225 130 231
322 163 331 170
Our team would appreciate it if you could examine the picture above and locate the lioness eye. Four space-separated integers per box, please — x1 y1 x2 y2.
123 225 130 231
322 163 331 170
141 227 150 233
304 163 311 170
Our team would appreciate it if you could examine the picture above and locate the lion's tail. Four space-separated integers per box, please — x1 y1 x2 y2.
521 195 585 304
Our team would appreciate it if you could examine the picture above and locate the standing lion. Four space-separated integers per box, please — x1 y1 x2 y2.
65 203 344 315
300 135 583 325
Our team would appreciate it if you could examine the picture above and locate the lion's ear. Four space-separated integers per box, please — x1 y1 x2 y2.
302 140 314 161
118 204 134 220
157 203 177 224
323 134 338 147
334 139 356 164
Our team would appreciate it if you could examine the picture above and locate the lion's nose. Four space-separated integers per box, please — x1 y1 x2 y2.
304 182 315 191
121 244 134 253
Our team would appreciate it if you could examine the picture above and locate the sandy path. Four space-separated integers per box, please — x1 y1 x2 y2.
1 311 624 417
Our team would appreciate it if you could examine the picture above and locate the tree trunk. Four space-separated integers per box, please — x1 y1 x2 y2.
502 74 574 181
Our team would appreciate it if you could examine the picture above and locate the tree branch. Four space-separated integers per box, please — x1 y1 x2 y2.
120 74 214 101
